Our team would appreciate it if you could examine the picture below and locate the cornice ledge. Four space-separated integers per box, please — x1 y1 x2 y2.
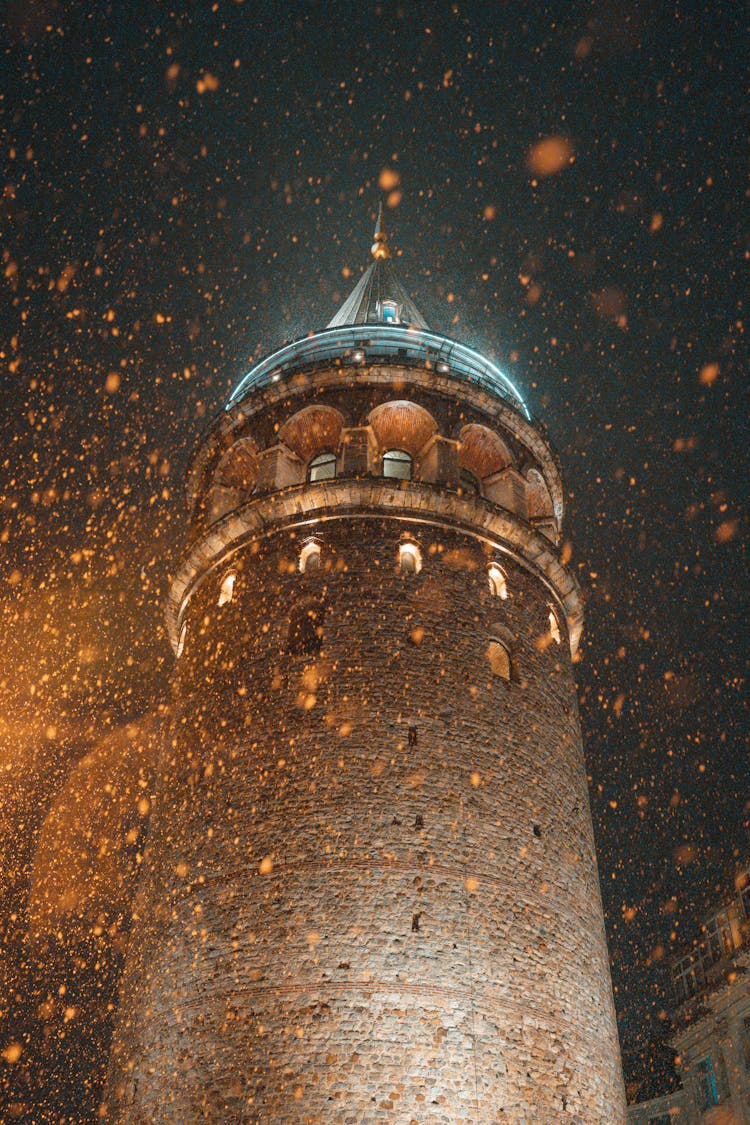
166 479 584 657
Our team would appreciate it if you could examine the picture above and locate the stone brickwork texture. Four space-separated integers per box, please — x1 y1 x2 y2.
106 511 627 1122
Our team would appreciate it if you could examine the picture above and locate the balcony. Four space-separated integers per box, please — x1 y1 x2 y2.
227 324 532 421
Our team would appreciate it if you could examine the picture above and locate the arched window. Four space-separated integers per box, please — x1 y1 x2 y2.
399 541 422 575
218 570 237 607
287 601 325 656
176 622 188 659
299 540 322 574
486 638 512 682
307 451 337 482
548 609 561 645
459 468 480 495
487 564 508 599
383 449 413 481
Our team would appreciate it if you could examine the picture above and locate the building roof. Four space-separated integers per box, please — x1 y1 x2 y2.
327 205 429 331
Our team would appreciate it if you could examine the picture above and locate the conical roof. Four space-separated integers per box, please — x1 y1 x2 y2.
327 206 429 330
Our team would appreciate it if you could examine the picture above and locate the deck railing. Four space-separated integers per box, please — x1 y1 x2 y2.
227 324 531 420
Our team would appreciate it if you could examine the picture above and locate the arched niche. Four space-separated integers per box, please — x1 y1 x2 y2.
278 404 345 464
368 400 437 458
525 467 554 519
213 436 260 492
486 622 519 683
458 424 513 480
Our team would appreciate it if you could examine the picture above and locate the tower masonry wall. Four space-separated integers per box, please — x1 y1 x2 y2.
107 516 626 1124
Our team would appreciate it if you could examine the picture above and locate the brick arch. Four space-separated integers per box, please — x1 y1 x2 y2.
525 467 554 518
458 423 513 479
278 405 346 464
488 621 517 648
367 400 437 457
214 436 260 491
486 621 519 682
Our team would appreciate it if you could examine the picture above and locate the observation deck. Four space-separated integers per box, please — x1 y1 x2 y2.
227 323 531 421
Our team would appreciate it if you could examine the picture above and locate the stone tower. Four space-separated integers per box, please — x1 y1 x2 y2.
106 212 627 1123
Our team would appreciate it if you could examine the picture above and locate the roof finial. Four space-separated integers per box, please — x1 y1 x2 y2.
371 201 390 260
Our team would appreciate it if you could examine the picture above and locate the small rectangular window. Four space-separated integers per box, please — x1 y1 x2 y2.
697 1056 719 1110
738 874 750 918
742 1015 750 1071
703 909 735 964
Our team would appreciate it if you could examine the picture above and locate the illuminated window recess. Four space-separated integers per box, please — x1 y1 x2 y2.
487 638 511 681
299 541 322 574
218 571 237 607
488 564 508 599
548 609 561 645
399 542 422 575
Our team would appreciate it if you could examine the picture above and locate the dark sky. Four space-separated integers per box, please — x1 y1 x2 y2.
1 1 746 1119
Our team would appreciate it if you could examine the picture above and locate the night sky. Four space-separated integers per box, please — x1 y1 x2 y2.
1 1 746 1119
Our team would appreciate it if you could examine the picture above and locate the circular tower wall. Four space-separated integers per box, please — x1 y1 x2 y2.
106 267 626 1124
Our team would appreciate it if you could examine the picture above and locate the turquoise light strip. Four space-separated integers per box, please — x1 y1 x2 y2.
227 325 530 420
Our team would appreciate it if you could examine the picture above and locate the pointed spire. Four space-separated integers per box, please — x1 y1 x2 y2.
371 202 390 260
327 205 429 330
